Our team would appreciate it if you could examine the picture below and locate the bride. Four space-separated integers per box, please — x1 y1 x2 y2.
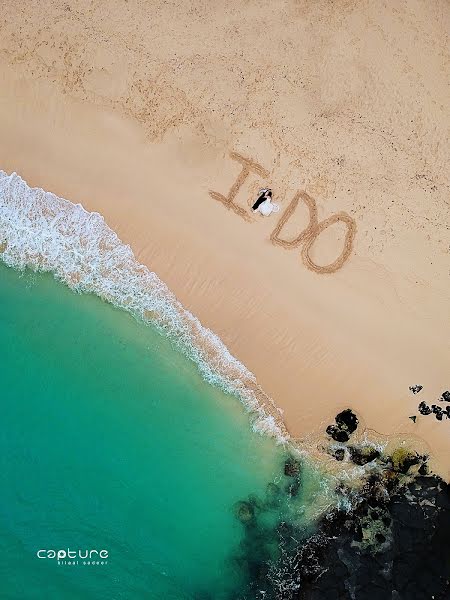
251 188 280 216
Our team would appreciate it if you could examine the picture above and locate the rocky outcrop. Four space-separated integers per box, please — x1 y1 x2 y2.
231 448 450 600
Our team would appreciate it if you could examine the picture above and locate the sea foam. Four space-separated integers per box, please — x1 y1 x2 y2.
0 170 288 441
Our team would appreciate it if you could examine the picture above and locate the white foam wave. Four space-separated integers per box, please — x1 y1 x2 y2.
0 170 288 441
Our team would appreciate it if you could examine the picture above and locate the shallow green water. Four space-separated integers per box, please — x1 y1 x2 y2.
0 263 290 599
0 263 330 599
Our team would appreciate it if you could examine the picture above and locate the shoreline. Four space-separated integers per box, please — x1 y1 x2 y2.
0 164 446 481
0 168 289 442
0 0 449 480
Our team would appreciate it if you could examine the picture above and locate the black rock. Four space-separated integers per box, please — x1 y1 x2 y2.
432 404 444 420
409 384 423 394
375 532 386 544
352 523 363 542
435 484 450 510
335 409 359 434
333 430 350 443
418 401 432 415
326 424 336 436
326 409 358 442
445 406 450 418
326 425 350 443
333 448 345 461
441 390 450 402
409 415 417 423
418 463 428 476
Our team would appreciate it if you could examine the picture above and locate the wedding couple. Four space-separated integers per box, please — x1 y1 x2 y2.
251 188 279 216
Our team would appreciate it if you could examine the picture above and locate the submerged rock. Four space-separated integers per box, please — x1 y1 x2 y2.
283 456 302 498
265 482 281 505
286 479 300 498
349 445 380 466
284 456 301 477
234 501 255 525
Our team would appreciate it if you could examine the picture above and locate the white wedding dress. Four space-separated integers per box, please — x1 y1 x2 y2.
257 198 280 216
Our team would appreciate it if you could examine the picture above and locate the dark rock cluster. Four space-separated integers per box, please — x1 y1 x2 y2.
286 471 450 600
326 409 359 443
325 409 384 468
417 395 450 421
229 448 450 600
224 406 450 599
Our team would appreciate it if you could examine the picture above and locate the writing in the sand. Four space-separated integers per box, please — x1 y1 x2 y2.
209 152 356 274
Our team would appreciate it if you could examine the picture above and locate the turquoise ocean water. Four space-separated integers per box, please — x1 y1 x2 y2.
0 262 326 599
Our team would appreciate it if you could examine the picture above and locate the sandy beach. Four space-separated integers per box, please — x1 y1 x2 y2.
0 0 449 477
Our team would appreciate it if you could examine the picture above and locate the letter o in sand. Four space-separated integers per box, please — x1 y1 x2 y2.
301 212 356 274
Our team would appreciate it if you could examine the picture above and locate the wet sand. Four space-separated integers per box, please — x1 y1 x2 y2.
0 0 449 477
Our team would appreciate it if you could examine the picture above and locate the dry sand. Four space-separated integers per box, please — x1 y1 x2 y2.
0 1 449 477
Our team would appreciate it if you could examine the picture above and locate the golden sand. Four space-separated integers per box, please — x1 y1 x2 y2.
0 0 449 477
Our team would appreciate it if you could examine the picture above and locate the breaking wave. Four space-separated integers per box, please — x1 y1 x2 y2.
0 170 288 441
